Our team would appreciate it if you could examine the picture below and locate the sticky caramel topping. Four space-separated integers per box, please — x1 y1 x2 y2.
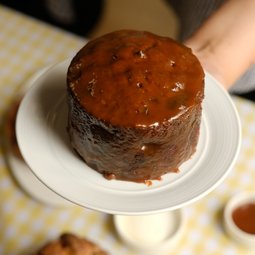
68 30 204 127
232 202 255 234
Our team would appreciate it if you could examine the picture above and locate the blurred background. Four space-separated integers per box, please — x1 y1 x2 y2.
0 0 179 39
87 0 179 39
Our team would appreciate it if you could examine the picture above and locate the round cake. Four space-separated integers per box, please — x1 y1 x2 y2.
67 30 204 183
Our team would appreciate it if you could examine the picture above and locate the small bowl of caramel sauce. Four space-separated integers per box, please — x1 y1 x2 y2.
224 192 255 246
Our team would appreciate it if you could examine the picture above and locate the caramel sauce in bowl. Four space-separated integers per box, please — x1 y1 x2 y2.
224 192 255 246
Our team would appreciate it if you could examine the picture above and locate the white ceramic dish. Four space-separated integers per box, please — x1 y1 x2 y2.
7 150 72 207
5 67 72 207
114 210 184 254
16 59 241 215
224 192 255 246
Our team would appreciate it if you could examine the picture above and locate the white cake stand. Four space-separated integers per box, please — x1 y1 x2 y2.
15 60 241 215
6 66 73 207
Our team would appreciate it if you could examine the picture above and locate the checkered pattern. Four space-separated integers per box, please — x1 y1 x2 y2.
1 4 255 255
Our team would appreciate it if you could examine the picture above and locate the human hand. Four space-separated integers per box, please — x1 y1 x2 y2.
184 0 255 90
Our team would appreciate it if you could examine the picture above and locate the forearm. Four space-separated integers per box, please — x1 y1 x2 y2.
185 0 255 90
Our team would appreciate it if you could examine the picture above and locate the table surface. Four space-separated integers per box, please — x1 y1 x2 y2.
1 5 255 255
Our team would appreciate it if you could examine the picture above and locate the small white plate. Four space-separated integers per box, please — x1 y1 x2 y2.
16 60 241 215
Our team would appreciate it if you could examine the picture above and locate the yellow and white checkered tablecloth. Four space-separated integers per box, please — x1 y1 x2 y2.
0 5 255 255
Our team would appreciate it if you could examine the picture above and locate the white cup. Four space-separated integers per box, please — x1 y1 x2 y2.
224 192 255 246
114 209 184 254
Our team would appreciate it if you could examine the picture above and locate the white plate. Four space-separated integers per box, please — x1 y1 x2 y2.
16 60 241 215
7 149 73 207
5 67 72 207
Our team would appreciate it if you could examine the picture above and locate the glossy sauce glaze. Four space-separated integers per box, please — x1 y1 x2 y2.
67 30 204 183
68 30 204 127
232 202 255 234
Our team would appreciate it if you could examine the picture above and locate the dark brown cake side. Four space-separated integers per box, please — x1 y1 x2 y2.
67 30 204 183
